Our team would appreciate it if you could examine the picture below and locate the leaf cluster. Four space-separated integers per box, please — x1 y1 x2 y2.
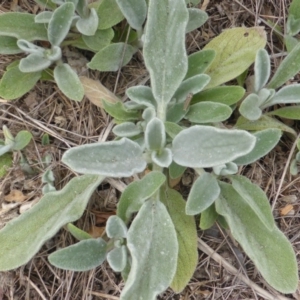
0 0 299 299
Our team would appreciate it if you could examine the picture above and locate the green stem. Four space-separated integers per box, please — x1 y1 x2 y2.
157 102 167 122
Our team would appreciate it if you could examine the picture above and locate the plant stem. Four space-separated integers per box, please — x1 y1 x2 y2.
157 102 167 122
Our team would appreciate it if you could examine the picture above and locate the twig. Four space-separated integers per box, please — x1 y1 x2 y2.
25 276 48 300
197 238 291 300
114 26 132 94
233 0 284 37
272 133 300 211
89 291 119 299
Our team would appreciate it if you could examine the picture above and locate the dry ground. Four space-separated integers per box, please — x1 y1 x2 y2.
0 0 300 299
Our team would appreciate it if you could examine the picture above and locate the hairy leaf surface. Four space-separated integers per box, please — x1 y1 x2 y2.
116 0 147 30
234 128 282 165
235 115 296 136
239 93 262 121
229 175 274 230
216 182 298 293
199 204 218 230
0 175 103 271
160 187 198 293
172 126 256 168
186 173 220 215
0 36 22 54
0 65 41 100
186 8 208 33
54 64 84 101
107 246 127 272
62 138 146 177
97 0 124 29
126 86 156 108
121 200 178 300
82 28 114 51
268 106 300 120
191 86 245 106
88 43 136 72
268 42 300 89
117 171 166 223
0 13 48 41
145 118 165 151
49 238 107 271
186 102 232 123
254 49 270 92
48 2 75 46
143 0 189 104
185 49 215 79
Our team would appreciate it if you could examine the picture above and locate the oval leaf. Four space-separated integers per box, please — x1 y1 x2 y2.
265 84 300 107
67 223 92 241
160 187 198 293
268 106 300 120
113 122 141 137
173 74 210 104
268 42 300 89
0 36 22 54
186 8 208 33
229 175 274 230
143 0 189 104
145 118 165 151
13 131 32 150
191 86 245 106
126 86 156 108
97 0 124 30
88 43 136 72
49 238 107 271
62 138 146 177
48 2 75 46
76 8 98 36
204 27 267 89
185 49 216 79
0 174 104 271
199 204 218 230
151 148 172 168
234 128 282 165
117 171 166 223
254 48 270 92
186 172 220 215
106 216 127 238
186 102 232 123
172 126 256 168
82 28 114 52
19 53 52 73
54 64 84 101
107 245 127 272
116 0 147 30
103 100 139 121
216 182 298 293
120 200 178 300
0 13 48 41
239 93 262 121
0 65 41 100
235 115 297 136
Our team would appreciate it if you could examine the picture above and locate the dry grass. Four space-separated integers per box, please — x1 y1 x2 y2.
0 0 300 299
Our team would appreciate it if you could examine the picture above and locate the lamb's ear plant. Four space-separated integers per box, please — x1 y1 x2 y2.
284 0 300 52
237 46 300 136
0 0 138 101
0 0 298 298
